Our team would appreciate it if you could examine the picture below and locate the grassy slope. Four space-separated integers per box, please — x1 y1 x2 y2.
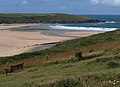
0 30 120 87
0 13 96 23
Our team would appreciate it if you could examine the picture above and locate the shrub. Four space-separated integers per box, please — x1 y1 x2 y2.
106 61 119 68
54 78 83 87
89 49 95 53
75 52 83 60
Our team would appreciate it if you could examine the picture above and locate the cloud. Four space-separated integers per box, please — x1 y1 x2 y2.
91 0 120 6
22 0 29 4
21 0 48 5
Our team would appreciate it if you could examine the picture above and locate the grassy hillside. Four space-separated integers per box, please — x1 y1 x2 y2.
0 30 120 87
0 13 101 24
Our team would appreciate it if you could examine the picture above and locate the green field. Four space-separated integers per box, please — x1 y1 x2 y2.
0 30 120 87
0 13 101 24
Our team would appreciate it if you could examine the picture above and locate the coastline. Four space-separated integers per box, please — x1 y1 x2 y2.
0 23 102 57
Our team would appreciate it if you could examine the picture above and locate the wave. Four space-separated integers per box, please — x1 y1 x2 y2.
105 21 116 23
49 25 117 32
96 21 116 25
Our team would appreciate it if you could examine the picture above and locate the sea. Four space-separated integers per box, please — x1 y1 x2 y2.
49 15 120 32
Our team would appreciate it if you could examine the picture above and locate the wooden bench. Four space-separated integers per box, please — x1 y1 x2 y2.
5 63 24 75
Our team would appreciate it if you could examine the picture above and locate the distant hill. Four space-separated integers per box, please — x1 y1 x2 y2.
0 13 104 24
0 30 119 87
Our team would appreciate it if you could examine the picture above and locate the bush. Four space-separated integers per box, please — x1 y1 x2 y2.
54 78 83 87
106 61 119 68
75 52 83 60
89 49 95 53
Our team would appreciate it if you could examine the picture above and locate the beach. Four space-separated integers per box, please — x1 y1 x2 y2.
0 24 40 30
0 24 101 57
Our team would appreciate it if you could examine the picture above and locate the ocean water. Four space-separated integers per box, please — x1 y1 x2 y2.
50 15 120 32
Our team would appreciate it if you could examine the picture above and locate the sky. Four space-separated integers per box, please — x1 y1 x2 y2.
0 0 120 15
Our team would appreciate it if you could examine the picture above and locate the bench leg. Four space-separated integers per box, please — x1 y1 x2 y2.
5 69 8 76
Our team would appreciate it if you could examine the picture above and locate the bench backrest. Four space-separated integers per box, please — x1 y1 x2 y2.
11 63 24 72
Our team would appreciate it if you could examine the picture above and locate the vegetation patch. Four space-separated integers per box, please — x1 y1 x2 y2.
54 78 82 87
27 68 39 72
41 78 83 87
43 61 59 67
75 52 83 60
106 61 119 68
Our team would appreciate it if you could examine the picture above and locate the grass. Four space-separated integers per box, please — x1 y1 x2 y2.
0 30 119 87
106 61 119 68
0 53 120 87
48 78 82 87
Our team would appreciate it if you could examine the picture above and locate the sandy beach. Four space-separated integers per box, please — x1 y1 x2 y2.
0 24 101 57
0 24 39 30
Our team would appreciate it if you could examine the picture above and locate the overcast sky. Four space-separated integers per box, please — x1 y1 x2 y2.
0 0 120 15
